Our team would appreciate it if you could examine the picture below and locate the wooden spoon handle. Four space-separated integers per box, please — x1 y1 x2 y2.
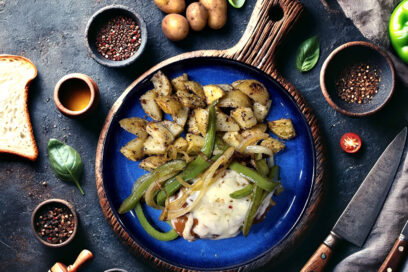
301 233 341 272
67 249 93 272
378 236 408 272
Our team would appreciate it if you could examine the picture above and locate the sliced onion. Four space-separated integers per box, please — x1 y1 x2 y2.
268 155 275 168
237 133 269 153
176 175 192 188
144 173 175 210
244 145 273 157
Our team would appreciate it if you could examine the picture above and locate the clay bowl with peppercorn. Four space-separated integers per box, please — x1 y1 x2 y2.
320 41 395 117
31 199 78 248
85 5 147 68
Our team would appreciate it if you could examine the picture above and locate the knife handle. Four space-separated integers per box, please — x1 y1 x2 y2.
378 235 408 272
300 232 341 272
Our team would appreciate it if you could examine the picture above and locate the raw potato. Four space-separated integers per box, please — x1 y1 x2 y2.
155 95 183 115
140 89 163 121
203 84 225 104
268 118 296 140
162 14 190 41
261 137 285 154
120 138 145 161
231 107 257 130
186 2 208 31
186 133 204 154
144 136 167 155
139 156 168 171
154 0 186 14
151 70 172 96
218 90 251 108
200 0 227 30
119 117 148 139
253 100 272 122
173 137 188 152
146 122 175 145
232 79 270 106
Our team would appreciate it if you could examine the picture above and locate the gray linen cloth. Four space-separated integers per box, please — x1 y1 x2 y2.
329 1 408 271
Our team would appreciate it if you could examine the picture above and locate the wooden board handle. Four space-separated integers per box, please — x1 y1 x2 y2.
378 236 408 272
223 0 303 72
301 233 340 272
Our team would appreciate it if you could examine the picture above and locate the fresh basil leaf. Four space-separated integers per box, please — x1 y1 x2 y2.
228 0 246 8
296 36 320 72
47 138 85 195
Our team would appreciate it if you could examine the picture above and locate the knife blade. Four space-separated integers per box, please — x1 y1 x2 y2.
378 219 408 272
301 127 407 272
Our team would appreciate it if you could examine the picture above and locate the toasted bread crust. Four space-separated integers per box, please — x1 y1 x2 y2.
0 55 38 161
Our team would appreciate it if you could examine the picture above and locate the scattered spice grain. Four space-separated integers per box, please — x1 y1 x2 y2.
34 204 75 244
335 63 381 104
95 16 141 61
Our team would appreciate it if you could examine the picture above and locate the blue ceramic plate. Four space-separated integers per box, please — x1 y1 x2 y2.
101 58 315 270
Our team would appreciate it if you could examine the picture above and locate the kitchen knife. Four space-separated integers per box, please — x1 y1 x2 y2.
378 219 408 272
301 127 407 272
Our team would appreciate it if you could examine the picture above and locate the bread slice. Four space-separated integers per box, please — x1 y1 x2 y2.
0 55 38 160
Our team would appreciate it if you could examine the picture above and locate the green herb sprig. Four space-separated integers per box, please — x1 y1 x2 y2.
47 139 85 195
295 36 320 72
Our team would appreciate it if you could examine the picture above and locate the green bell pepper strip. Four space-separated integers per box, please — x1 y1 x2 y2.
156 102 220 206
255 158 269 177
118 160 186 214
229 161 279 192
242 185 264 236
389 0 408 63
268 165 280 180
135 202 179 241
230 184 254 199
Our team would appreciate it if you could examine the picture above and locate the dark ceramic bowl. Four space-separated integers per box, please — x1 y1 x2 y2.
85 5 147 68
31 199 78 248
320 41 395 117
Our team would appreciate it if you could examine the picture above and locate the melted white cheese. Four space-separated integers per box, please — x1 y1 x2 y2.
188 170 252 240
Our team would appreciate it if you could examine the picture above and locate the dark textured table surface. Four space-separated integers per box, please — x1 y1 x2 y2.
1 0 407 271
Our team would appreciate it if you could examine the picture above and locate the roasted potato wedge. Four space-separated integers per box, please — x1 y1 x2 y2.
203 84 225 104
216 111 240 132
222 132 243 148
186 133 205 154
140 89 163 121
173 137 188 152
139 155 169 171
151 70 172 96
268 118 296 140
232 79 269 106
218 90 251 108
261 137 285 154
160 120 183 137
120 138 145 161
171 73 189 92
176 89 206 109
253 100 272 122
119 117 148 139
155 95 183 115
194 108 208 136
241 124 268 139
173 107 189 127
146 122 175 145
230 107 257 130
184 81 206 99
143 136 167 155
187 112 201 135
216 84 234 92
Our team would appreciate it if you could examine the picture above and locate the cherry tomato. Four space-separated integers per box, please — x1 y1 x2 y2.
340 132 362 153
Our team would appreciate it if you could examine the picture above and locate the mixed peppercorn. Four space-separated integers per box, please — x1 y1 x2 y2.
336 63 381 104
95 16 141 61
34 204 75 244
